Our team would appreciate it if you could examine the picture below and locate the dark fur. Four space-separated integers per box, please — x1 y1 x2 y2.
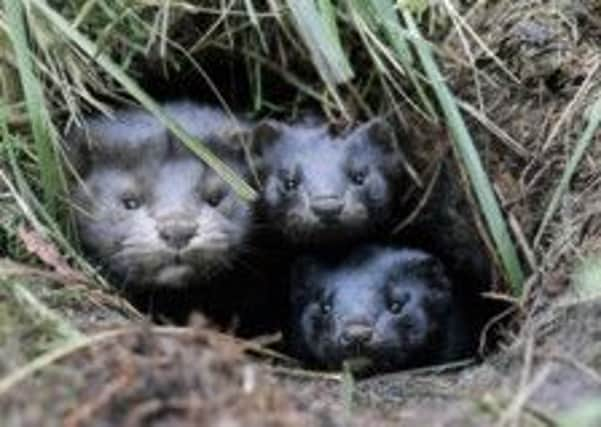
66 102 253 292
289 246 472 372
248 118 404 245
394 160 500 342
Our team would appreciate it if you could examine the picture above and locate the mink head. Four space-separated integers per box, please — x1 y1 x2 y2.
290 246 453 371
66 107 252 290
249 119 404 244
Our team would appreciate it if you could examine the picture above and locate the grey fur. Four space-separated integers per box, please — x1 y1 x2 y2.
251 118 404 244
290 246 470 371
67 102 252 290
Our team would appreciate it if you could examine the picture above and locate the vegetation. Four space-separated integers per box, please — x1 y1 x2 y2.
1 0 600 425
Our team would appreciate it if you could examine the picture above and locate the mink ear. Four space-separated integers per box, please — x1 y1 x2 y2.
348 118 398 153
205 130 248 163
248 119 283 158
62 124 93 176
346 118 407 175
404 252 451 290
238 119 284 179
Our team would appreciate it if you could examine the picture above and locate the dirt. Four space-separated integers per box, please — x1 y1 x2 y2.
2 0 601 426
1 280 601 427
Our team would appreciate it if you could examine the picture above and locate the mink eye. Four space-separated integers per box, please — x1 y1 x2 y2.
283 177 300 191
350 169 367 185
121 195 141 210
389 293 410 315
320 301 332 315
206 191 226 207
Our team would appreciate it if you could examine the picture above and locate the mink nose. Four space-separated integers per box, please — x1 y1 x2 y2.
310 196 344 221
158 219 198 249
340 323 373 348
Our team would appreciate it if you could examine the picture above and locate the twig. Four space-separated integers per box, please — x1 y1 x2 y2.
0 328 131 397
63 349 136 427
266 365 342 382
11 282 83 341
495 365 552 427
392 358 477 376
541 60 600 153
534 82 601 248
393 155 443 234
540 351 601 386
0 325 292 397
458 100 529 158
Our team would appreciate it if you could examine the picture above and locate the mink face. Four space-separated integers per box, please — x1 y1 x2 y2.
290 246 466 372
67 103 252 290
251 119 403 245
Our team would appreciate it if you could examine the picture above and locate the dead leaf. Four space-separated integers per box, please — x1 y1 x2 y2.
17 224 89 285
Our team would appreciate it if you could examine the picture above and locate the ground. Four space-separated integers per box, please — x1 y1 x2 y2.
2 0 601 426
3 279 601 426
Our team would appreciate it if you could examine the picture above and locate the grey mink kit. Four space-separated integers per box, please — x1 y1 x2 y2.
247 118 405 245
65 102 252 291
288 246 471 372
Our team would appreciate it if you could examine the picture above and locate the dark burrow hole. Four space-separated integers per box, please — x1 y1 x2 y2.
110 129 508 376
124 214 508 377
70 38 511 377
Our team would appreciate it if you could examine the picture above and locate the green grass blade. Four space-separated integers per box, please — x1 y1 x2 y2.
29 0 257 202
4 136 107 287
11 282 83 342
401 9 525 294
533 96 601 248
571 256 601 301
4 0 63 216
242 0 268 51
557 398 601 427
285 0 354 85
318 0 341 44
341 361 355 420
353 0 437 120
362 0 414 62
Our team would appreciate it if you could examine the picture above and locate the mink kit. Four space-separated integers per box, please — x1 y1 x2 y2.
65 102 262 324
65 101 493 372
287 245 473 372
247 117 406 246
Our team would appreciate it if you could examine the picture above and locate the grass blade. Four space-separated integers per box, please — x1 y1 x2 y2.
242 0 268 52
341 361 355 420
571 256 601 301
29 0 257 202
557 398 601 427
11 282 83 342
353 0 437 120
4 0 64 216
285 0 354 85
533 93 601 249
401 9 525 294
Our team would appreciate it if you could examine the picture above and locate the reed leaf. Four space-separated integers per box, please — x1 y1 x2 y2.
29 0 257 202
353 0 437 119
285 0 354 85
533 95 601 249
401 9 525 294
4 0 64 216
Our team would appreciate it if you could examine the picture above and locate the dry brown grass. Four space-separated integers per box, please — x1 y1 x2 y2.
1 0 601 425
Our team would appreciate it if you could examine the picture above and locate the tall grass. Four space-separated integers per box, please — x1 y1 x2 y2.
4 0 65 217
400 9 524 293
285 0 524 294
30 0 257 202
534 96 601 249
1 0 524 294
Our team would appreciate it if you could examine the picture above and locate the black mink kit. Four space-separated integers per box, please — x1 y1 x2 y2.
287 245 472 372
246 116 406 247
63 102 498 367
64 102 269 328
